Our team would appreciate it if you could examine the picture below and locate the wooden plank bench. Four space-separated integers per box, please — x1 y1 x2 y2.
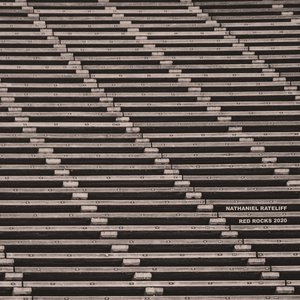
143 131 300 140
0 133 142 140
115 100 300 108
20 280 284 295
0 297 31 300
2 225 228 234
162 152 300 160
0 212 216 226
7 251 252 265
61 38 239 45
232 225 300 238
68 46 247 52
0 164 168 172
81 53 256 61
0 238 239 249
101 92 298 100
0 199 204 208
0 143 152 149
40 16 207 21
29 2 190 7
257 252 300 266
96 81 286 88
4 266 268 285
198 0 299 6
152 141 300 148
11 266 269 285
29 296 300 300
245 238 300 247
50 24 218 30
34 9 202 15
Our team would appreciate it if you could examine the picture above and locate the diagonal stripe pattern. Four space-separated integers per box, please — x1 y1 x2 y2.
0 0 299 298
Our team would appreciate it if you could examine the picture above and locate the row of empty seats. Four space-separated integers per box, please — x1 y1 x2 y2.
0 0 299 298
